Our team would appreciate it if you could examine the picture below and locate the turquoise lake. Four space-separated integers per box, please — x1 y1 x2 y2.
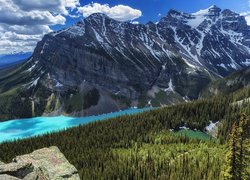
0 108 152 143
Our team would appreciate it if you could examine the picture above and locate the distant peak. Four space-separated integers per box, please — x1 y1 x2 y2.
208 5 220 9
167 9 190 18
86 13 110 20
192 5 221 16
168 9 184 15
208 5 221 14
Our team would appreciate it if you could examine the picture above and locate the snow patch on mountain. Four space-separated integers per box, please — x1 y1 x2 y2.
165 79 174 92
192 7 211 16
92 28 104 43
217 63 228 70
186 16 205 28
27 61 38 72
242 59 250 66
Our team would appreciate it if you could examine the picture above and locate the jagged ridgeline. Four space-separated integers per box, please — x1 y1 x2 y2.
0 87 249 179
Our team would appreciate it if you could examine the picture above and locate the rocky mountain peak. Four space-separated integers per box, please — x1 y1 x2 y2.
207 5 221 15
192 5 221 16
85 12 110 21
167 9 184 16
221 9 238 16
166 9 191 19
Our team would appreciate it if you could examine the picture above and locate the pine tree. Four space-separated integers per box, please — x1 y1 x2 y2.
237 114 250 179
224 122 239 179
224 114 250 180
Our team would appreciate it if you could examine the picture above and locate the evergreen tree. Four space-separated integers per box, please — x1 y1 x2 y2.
224 122 239 179
224 114 250 180
238 115 250 179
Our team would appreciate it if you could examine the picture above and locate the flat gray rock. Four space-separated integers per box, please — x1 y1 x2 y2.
0 146 80 180
0 174 21 180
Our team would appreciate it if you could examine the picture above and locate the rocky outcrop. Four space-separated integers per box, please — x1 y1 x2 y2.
0 146 80 180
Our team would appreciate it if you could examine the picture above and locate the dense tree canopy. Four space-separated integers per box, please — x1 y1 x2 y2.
0 87 249 179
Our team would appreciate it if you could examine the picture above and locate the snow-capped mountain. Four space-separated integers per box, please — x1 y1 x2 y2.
47 5 250 76
0 6 250 117
160 5 250 75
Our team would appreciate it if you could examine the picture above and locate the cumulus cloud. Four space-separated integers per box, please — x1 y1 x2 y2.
0 0 66 26
65 0 80 10
12 0 67 15
245 16 250 25
240 12 250 25
12 0 79 15
5 25 52 35
0 0 78 54
78 3 142 21
0 40 37 54
241 0 250 26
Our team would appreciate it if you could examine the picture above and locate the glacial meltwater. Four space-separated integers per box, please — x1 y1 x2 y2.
0 108 152 143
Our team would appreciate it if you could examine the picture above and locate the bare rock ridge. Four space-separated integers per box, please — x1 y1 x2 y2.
0 146 80 180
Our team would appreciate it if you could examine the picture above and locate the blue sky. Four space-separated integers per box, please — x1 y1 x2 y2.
51 0 250 30
0 0 250 54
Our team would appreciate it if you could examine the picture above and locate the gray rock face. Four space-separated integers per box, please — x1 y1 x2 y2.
0 174 21 180
0 146 80 180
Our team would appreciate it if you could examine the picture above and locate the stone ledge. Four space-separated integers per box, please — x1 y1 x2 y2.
0 146 80 180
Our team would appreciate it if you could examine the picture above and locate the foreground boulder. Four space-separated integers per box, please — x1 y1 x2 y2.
0 146 80 180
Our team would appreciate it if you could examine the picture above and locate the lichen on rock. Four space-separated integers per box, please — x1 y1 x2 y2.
0 146 80 180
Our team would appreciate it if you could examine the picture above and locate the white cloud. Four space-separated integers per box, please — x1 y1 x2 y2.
0 39 38 53
2 32 44 41
12 0 80 15
0 0 66 25
65 0 80 10
0 0 78 54
245 16 250 25
12 0 67 15
78 3 142 21
6 25 52 35
243 0 250 25
240 12 250 25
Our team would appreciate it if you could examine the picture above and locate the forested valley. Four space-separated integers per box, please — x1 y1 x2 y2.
0 87 249 179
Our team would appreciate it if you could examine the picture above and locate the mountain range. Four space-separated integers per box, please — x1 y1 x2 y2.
0 52 31 69
0 5 250 119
